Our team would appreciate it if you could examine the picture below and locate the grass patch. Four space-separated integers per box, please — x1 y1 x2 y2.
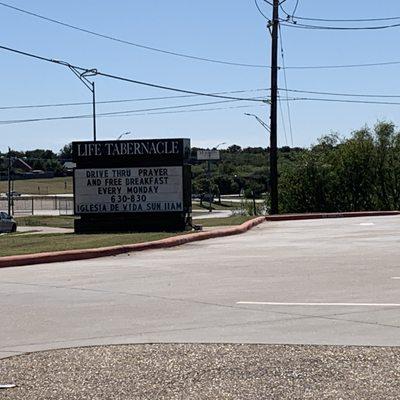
0 215 259 257
0 177 73 195
196 215 255 227
0 232 183 257
16 215 75 229
14 215 256 230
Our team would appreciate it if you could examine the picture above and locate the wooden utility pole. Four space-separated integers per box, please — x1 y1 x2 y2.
269 0 279 214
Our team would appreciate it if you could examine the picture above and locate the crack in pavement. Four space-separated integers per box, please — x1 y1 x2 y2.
2 279 400 352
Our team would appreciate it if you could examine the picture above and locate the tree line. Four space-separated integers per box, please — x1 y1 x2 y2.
279 121 400 213
1 121 399 212
0 144 73 177
193 121 400 213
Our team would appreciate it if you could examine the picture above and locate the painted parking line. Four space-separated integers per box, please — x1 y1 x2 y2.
237 302 400 307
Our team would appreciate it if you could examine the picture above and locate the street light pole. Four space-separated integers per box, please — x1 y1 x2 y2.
205 142 225 213
207 159 212 212
67 66 98 141
92 81 96 141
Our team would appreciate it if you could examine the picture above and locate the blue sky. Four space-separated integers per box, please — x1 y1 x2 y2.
1 0 400 153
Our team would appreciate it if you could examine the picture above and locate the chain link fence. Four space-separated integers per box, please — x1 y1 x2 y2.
0 196 74 216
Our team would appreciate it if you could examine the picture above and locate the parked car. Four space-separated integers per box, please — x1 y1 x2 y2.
0 212 17 233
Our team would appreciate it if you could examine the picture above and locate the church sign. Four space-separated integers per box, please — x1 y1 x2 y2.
72 139 191 233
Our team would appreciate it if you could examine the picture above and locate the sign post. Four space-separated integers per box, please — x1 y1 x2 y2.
197 150 220 212
72 138 191 233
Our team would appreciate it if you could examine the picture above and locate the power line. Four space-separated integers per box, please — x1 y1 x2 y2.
288 0 299 19
280 88 400 98
0 102 269 125
262 0 274 7
254 0 270 20
0 1 267 69
3 34 400 75
278 24 294 146
0 99 244 124
97 83 400 106
281 20 400 30
280 96 400 106
97 99 247 117
279 4 400 23
0 44 268 103
0 89 268 111
92 71 267 102
284 60 400 70
278 96 289 146
107 103 268 119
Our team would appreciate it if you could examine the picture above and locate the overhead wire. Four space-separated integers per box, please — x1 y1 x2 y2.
0 44 269 103
279 88 400 98
106 103 268 119
2 26 400 73
281 20 400 30
2 5 400 130
4 97 399 125
0 1 267 68
262 0 274 7
278 96 289 146
0 99 240 124
288 0 300 19
277 1 400 70
0 89 268 111
85 69 268 102
278 24 294 146
279 4 400 23
3 41 400 75
254 0 270 21
254 3 400 69
0 102 269 125
279 97 400 106
284 60 400 70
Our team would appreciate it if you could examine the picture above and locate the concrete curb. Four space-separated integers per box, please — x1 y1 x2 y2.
265 210 400 222
1 211 398 269
0 217 266 269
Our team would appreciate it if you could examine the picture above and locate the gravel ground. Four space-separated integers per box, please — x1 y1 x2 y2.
1 344 400 399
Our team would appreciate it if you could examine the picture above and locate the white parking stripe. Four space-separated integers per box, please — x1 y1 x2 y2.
237 302 400 307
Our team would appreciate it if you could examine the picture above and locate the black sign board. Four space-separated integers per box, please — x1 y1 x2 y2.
72 139 190 167
72 139 191 233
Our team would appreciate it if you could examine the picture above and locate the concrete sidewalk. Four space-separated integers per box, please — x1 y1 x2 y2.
17 226 73 234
